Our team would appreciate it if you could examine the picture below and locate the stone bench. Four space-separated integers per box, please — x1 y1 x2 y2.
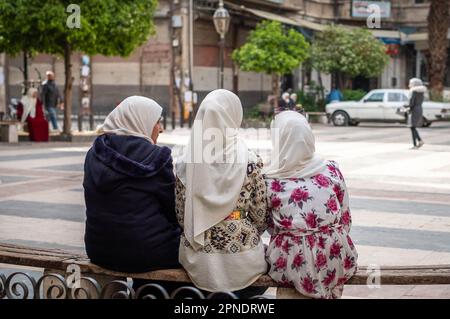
0 121 19 143
1 243 450 299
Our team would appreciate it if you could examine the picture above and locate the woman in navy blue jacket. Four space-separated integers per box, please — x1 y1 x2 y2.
83 96 181 274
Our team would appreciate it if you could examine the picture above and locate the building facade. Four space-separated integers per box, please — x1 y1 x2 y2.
1 0 449 121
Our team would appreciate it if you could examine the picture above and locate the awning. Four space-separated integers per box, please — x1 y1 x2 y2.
402 29 450 42
226 2 450 44
226 3 303 27
229 3 401 38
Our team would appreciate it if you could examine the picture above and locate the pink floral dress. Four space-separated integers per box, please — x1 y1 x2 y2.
265 160 358 299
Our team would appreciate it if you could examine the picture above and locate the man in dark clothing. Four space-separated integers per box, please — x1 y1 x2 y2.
41 71 63 130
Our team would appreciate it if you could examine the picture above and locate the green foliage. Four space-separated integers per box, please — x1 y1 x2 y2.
294 80 327 112
297 91 316 112
0 0 157 57
232 20 310 75
343 89 367 101
295 91 320 112
311 26 389 78
243 104 261 119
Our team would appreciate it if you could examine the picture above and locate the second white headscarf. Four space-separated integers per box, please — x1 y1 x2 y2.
96 96 162 143
176 89 249 251
264 110 326 179
20 88 38 123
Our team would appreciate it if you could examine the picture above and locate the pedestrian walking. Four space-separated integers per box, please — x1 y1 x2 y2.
406 78 426 149
41 71 63 131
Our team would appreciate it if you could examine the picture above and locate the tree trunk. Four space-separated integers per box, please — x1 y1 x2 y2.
0 54 6 117
272 73 280 110
427 0 450 99
23 51 29 93
317 71 325 101
63 42 73 136
336 72 345 91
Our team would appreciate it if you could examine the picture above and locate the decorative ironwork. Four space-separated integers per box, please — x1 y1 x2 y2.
171 286 207 299
0 271 270 300
207 291 239 299
136 283 170 300
100 280 135 299
36 273 68 299
4 272 37 299
0 273 6 299
71 276 102 299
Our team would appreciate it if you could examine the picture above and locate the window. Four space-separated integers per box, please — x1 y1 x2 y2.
388 92 409 102
365 92 385 102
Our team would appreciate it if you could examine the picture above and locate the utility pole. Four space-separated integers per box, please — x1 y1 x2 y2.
0 54 6 119
169 0 192 128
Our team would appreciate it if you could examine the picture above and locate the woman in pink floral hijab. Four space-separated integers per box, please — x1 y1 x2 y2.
264 111 358 299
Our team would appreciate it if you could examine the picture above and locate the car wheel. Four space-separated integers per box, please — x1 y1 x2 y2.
332 111 350 126
422 117 432 127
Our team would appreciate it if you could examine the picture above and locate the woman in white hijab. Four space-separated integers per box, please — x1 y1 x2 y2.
84 96 183 294
96 95 163 143
277 92 294 113
175 89 268 297
20 87 38 124
264 111 358 299
18 87 49 142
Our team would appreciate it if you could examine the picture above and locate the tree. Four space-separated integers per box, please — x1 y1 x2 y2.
311 26 389 89
0 0 157 135
0 0 46 89
232 20 309 107
427 0 450 100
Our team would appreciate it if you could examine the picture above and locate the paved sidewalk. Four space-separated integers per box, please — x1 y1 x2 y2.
1 122 450 298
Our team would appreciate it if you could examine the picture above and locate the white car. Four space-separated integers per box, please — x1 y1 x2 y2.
325 89 450 127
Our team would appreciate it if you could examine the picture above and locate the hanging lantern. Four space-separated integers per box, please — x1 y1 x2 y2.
213 1 231 39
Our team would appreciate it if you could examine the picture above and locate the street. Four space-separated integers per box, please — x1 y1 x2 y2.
1 122 450 298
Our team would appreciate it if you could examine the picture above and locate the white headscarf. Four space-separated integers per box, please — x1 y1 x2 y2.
96 96 162 143
264 110 326 179
176 89 249 251
408 78 427 93
290 93 297 103
20 88 38 123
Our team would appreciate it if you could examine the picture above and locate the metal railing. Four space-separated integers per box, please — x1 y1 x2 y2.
0 271 269 300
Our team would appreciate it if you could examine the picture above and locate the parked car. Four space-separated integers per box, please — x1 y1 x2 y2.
326 89 450 127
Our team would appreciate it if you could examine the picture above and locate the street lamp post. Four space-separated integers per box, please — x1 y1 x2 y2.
213 0 231 89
